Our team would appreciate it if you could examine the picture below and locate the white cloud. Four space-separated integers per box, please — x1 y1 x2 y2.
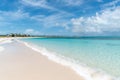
97 0 103 2
71 6 120 34
0 9 71 31
31 13 71 30
25 29 40 34
21 0 83 8
0 10 30 29
25 29 34 33
21 0 75 16
102 0 120 8
58 0 83 6
21 0 55 10
0 10 29 21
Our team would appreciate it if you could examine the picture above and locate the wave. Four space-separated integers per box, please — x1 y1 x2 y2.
0 38 13 52
0 38 13 44
18 40 119 80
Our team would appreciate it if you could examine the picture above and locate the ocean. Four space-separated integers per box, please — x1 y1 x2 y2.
21 37 120 80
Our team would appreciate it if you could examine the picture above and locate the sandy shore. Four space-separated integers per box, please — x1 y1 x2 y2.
0 40 84 80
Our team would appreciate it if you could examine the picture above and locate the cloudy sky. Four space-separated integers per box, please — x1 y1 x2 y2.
0 0 120 36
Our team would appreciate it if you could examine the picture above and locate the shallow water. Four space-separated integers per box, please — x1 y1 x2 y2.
21 38 120 78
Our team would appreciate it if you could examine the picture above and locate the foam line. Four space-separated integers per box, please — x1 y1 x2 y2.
18 40 118 80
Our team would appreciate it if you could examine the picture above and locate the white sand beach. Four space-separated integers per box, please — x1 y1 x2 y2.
0 38 84 80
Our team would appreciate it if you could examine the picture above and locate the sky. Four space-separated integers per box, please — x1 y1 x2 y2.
0 0 120 36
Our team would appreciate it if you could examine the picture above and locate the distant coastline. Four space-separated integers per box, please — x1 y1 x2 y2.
1 33 120 40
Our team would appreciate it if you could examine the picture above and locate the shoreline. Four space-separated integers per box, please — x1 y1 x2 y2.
20 40 116 80
0 38 84 80
0 38 118 80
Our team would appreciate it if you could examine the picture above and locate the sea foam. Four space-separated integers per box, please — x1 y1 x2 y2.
18 40 118 80
0 38 13 52
0 38 13 44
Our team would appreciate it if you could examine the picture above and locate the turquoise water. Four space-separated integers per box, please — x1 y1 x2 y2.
21 38 120 78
